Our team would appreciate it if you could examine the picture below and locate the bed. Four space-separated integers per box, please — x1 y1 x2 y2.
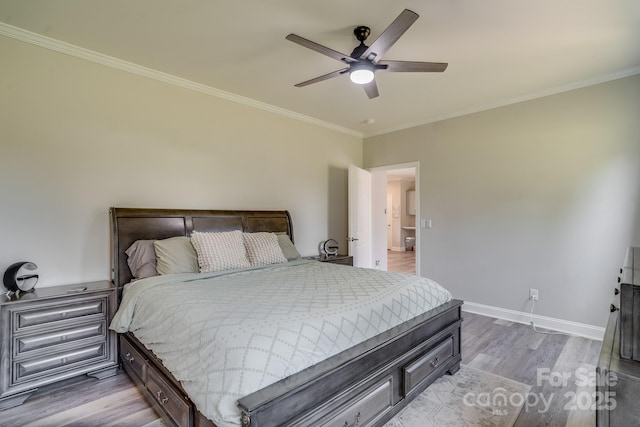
109 207 462 427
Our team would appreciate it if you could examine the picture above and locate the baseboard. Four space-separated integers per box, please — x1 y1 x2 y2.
462 301 605 341
390 247 406 252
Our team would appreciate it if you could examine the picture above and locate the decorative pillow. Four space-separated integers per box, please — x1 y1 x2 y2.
276 234 301 261
125 240 158 279
154 236 199 275
191 230 251 272
244 232 288 266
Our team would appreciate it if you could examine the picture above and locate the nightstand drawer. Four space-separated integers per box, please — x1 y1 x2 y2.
13 298 107 332
14 320 106 357
13 342 107 384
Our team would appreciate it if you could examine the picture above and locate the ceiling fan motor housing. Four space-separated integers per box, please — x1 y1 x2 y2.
353 26 371 43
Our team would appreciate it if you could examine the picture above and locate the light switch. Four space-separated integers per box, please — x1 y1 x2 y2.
421 219 432 228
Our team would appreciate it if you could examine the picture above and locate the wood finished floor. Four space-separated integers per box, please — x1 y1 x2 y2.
1 312 601 426
387 250 416 275
463 312 600 427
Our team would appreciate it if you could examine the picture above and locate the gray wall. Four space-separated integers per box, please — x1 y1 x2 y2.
0 35 362 287
364 74 640 327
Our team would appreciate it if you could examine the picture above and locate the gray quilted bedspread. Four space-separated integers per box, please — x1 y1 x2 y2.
110 260 452 427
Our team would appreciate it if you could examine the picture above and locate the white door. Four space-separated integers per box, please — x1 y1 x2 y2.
348 165 372 268
386 194 393 249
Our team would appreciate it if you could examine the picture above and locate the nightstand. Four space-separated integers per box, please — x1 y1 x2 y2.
0 281 118 410
308 254 354 266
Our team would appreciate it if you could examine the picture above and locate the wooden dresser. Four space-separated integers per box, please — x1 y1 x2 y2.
0 281 118 410
596 247 640 426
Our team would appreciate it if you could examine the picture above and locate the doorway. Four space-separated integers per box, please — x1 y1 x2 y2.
369 163 419 275
385 168 416 274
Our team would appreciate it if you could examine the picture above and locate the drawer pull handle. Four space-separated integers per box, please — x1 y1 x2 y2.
60 335 67 341
60 312 67 318
342 412 360 427
61 357 68 364
431 357 440 368
157 390 169 405
610 304 619 313
124 352 135 364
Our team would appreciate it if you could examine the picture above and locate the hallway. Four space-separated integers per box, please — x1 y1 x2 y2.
387 250 416 275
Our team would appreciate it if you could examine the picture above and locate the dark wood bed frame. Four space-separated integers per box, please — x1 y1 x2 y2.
110 207 462 427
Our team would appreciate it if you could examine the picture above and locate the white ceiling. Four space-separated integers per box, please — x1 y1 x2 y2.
1 0 639 137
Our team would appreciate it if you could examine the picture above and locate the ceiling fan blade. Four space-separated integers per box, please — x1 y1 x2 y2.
360 9 419 63
286 34 357 64
377 60 448 72
363 80 379 99
294 68 349 87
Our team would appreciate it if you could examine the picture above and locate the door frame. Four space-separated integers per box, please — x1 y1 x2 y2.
386 194 393 250
369 161 420 276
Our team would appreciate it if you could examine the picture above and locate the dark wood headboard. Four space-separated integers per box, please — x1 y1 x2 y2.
110 207 294 289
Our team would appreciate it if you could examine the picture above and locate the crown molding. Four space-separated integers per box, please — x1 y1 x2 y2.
0 22 363 139
4 21 636 141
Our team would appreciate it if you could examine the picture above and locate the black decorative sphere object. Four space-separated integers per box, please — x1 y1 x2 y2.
322 239 339 257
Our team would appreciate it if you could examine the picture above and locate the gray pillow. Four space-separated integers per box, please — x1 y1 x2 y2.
154 236 199 275
125 240 158 279
276 234 301 261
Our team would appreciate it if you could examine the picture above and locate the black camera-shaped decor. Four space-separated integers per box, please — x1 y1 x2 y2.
3 261 38 298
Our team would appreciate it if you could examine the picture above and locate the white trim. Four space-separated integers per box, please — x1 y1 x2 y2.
6 22 636 142
0 22 362 139
368 161 420 172
365 66 640 138
390 247 406 252
462 301 605 341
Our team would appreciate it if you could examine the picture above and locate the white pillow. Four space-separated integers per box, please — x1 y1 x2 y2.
191 230 251 273
243 232 288 266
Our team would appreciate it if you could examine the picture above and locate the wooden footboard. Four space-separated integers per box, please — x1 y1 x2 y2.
118 299 462 427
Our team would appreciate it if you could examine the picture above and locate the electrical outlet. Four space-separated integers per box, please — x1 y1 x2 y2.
529 288 539 301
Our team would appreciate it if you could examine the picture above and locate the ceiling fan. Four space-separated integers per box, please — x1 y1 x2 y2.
286 9 448 99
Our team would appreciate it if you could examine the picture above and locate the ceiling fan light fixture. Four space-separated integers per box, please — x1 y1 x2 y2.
287 9 447 99
349 64 375 85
